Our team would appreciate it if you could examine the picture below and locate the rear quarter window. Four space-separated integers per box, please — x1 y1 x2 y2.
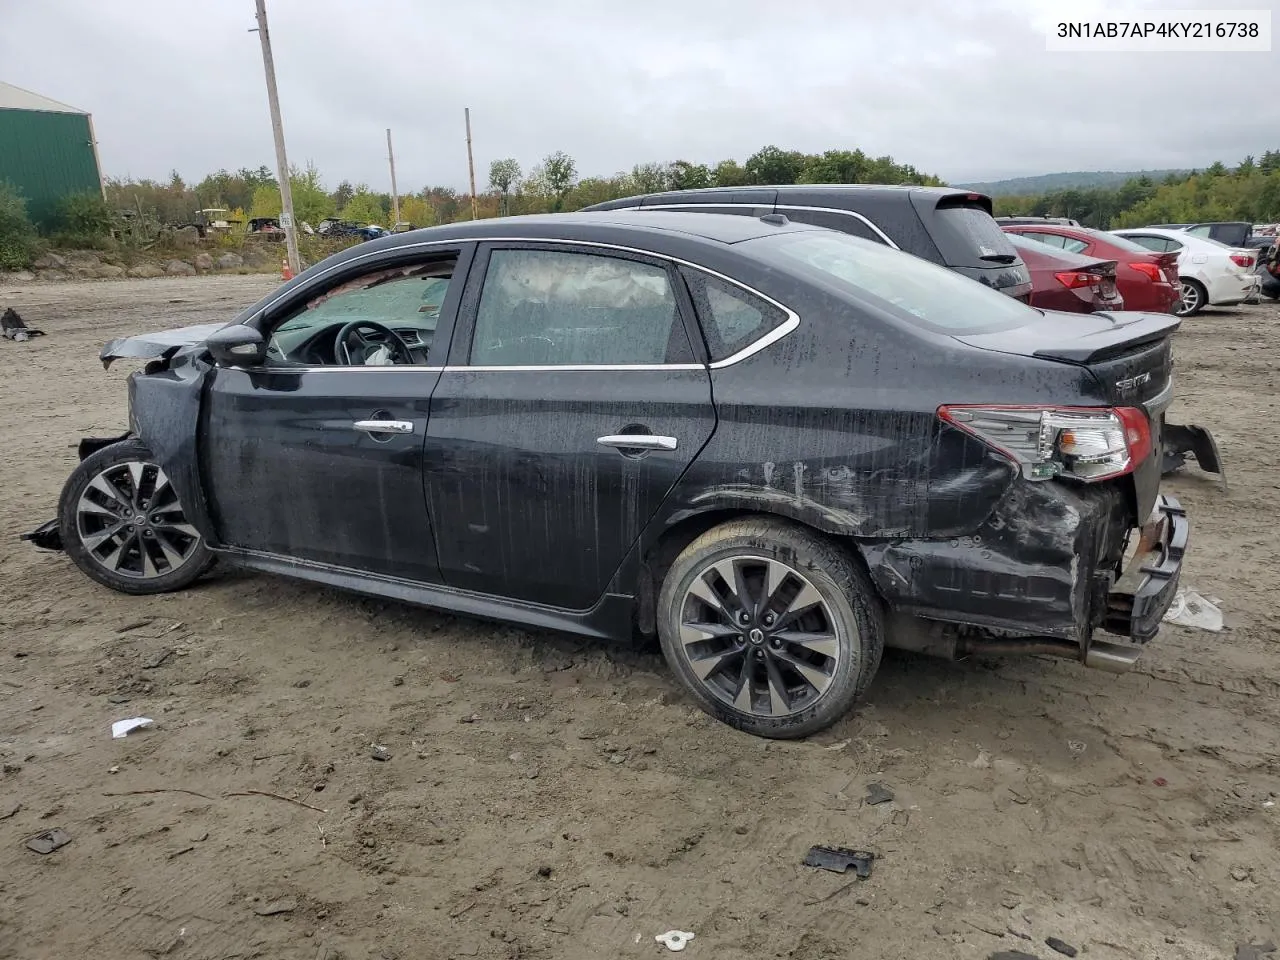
680 269 789 361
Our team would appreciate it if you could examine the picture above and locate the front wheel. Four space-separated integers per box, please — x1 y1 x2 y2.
656 518 883 739
58 438 214 594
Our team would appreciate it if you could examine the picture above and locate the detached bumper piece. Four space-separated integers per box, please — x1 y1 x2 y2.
21 519 63 552
1162 423 1227 492
1104 495 1188 643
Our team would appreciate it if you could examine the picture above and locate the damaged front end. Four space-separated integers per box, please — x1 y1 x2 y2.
23 322 222 554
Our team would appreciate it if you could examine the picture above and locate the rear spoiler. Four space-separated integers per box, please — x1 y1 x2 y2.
1031 312 1181 364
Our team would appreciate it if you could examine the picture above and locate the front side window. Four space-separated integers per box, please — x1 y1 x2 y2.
470 249 690 366
268 263 453 365
748 229 1037 335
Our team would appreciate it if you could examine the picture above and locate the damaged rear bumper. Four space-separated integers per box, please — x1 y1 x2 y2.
864 484 1189 650
1103 494 1188 643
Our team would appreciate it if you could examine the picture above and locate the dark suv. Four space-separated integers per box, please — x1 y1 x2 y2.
584 185 1034 301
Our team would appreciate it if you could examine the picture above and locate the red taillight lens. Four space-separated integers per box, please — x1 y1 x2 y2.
1055 271 1102 289
1230 253 1254 268
938 404 1151 483
1129 262 1162 282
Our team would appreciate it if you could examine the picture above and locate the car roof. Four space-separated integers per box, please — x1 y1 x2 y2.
349 210 821 251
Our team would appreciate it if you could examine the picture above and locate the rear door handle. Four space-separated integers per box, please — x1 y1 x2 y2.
597 434 678 452
352 420 415 435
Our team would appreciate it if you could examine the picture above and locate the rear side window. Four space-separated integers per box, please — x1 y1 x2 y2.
1020 231 1066 248
682 269 788 361
750 230 1034 335
1187 225 1212 238
1122 234 1182 253
928 201 1020 267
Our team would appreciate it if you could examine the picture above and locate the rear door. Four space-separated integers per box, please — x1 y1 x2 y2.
422 243 716 610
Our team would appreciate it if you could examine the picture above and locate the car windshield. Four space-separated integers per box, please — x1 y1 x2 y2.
750 229 1037 335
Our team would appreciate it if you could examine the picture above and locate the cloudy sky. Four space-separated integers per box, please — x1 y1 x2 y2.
2 0 1275 192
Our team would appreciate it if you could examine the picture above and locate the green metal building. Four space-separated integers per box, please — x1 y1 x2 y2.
0 81 104 229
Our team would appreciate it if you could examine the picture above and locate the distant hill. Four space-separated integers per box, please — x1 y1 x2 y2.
956 169 1191 196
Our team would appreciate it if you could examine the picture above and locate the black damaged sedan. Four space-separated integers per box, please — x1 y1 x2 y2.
26 211 1188 738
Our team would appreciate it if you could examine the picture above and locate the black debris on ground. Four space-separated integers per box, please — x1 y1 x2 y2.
1045 937 1078 957
802 845 875 878
865 781 895 805
1 308 45 342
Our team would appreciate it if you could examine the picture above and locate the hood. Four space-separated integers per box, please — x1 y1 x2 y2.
100 322 226 369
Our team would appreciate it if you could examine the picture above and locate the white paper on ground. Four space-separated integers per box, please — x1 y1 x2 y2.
1162 590 1224 632
111 717 154 739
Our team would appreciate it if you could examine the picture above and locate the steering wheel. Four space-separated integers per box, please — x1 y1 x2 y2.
334 320 415 366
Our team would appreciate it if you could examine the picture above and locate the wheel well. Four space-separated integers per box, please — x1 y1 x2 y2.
634 509 875 637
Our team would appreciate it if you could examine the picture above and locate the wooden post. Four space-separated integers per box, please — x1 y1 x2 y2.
386 128 400 229
253 0 301 276
465 107 478 220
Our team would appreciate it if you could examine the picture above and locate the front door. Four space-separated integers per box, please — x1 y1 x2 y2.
424 243 717 610
201 248 469 582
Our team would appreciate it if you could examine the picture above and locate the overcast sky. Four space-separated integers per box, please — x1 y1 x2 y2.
2 0 1275 193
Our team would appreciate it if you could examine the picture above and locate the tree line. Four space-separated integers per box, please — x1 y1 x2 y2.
994 150 1280 228
101 145 943 231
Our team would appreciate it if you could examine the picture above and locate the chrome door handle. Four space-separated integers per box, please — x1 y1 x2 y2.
597 434 678 451
352 419 415 435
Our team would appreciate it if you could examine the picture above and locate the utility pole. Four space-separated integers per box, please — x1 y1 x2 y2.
253 0 300 276
386 128 400 230
464 107 478 220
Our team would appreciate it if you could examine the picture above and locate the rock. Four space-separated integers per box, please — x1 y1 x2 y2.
170 226 200 247
1045 937 1079 958
242 246 272 267
1 270 35 283
69 265 99 279
216 252 244 270
253 897 297 916
32 253 68 270
1231 866 1253 882
128 263 165 279
165 259 196 276
94 264 125 279
194 252 214 272
35 270 69 282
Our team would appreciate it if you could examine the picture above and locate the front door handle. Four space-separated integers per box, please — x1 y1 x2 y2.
597 434 678 452
353 419 415 435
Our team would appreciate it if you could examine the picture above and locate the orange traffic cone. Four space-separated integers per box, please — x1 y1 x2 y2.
281 258 293 281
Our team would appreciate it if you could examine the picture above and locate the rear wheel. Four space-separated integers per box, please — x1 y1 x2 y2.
656 518 883 739
58 438 214 595
1175 278 1206 316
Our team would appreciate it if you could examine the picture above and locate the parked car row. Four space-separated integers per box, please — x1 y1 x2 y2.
26 199 1191 739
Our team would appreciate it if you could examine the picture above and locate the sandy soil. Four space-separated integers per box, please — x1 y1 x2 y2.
1 275 1277 960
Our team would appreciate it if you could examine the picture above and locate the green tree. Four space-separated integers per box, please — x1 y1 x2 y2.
488 158 522 214
630 162 672 194
288 162 335 225
711 159 749 187
799 149 869 183
542 151 577 211
54 191 115 238
339 186 384 225
670 160 712 190
331 180 355 210
0 181 38 269
744 145 807 185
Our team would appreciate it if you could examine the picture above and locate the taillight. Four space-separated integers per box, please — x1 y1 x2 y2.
1055 271 1102 289
938 405 1152 483
1230 253 1254 268
1129 262 1162 282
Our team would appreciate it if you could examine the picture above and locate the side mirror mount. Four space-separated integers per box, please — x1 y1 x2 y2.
206 324 266 367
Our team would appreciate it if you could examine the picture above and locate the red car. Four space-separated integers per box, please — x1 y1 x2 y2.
1001 223 1180 313
1003 232 1124 313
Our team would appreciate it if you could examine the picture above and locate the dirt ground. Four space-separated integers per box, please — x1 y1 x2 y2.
1 275 1277 960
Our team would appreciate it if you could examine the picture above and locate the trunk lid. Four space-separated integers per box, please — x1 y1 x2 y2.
956 310 1180 519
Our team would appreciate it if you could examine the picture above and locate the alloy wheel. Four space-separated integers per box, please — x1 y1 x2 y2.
1176 281 1201 315
676 555 846 718
76 461 202 580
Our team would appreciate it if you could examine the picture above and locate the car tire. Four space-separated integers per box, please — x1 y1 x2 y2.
58 437 214 595
1176 278 1206 316
656 517 883 739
